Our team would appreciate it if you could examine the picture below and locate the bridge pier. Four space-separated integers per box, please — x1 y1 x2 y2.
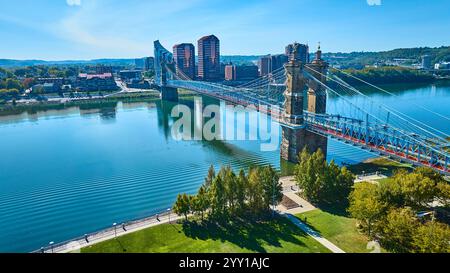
281 43 329 163
161 86 179 102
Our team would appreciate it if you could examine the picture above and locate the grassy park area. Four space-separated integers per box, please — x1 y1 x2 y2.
296 209 379 253
348 157 412 176
81 216 330 253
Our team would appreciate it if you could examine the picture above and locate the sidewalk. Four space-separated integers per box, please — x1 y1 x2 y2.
43 212 181 253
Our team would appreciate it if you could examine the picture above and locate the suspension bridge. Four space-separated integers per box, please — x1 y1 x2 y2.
154 40 450 175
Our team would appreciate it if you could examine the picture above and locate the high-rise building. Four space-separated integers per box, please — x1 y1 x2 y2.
173 44 196 79
258 55 272 77
286 43 310 63
225 65 259 81
198 35 221 81
271 54 289 72
144 57 155 72
258 54 288 76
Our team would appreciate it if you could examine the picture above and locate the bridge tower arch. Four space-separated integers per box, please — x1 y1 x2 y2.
281 43 328 163
154 40 178 102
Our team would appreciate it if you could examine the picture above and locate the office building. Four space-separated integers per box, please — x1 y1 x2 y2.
258 54 288 76
144 57 155 72
225 65 259 81
271 54 289 71
258 55 272 77
119 70 142 81
76 73 118 92
173 43 196 79
198 35 221 81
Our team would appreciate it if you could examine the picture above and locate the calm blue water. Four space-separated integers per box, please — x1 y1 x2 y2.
0 83 450 252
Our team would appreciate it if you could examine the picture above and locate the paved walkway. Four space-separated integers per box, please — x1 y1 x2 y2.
278 176 346 253
44 213 181 253
355 173 388 183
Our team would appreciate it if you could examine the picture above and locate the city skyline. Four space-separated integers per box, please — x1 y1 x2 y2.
1 0 450 60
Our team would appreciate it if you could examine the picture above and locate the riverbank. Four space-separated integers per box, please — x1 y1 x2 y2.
0 91 161 115
39 175 374 254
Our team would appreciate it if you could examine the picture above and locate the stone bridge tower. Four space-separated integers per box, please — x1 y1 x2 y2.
160 61 179 102
281 43 329 163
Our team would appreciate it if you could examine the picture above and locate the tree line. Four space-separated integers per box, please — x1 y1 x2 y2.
324 46 450 69
348 168 450 253
294 148 449 253
173 165 283 223
332 67 435 86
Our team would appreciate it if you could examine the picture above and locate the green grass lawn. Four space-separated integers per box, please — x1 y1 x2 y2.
81 216 330 253
348 157 412 176
296 209 377 253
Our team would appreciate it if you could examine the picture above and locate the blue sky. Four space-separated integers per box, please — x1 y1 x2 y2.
0 0 449 60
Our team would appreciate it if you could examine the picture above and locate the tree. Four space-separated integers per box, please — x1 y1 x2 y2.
5 78 22 90
220 166 238 214
381 208 419 253
247 167 265 216
323 161 354 205
189 195 199 216
235 169 248 213
413 221 450 253
348 182 386 237
295 148 326 203
261 165 282 213
195 185 210 220
210 175 227 218
377 172 406 209
394 172 438 210
436 182 450 208
22 78 35 90
378 168 441 211
295 148 354 205
204 165 216 190
173 193 191 221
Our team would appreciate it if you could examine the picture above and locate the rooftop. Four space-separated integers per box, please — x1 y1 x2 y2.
198 34 219 42
78 73 113 80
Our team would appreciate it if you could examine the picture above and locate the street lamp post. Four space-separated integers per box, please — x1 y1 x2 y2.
167 208 171 224
113 223 117 238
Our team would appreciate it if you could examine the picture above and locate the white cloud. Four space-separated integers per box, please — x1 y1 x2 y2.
367 0 381 5
67 0 81 6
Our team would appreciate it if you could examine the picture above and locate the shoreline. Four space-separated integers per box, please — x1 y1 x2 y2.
0 92 163 117
34 173 392 254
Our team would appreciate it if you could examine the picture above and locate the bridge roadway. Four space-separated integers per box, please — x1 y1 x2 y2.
304 112 449 175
